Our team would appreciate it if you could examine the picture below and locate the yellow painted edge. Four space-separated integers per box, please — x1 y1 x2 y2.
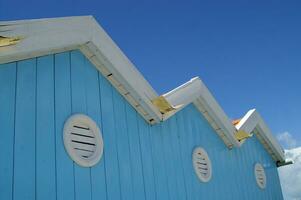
151 96 175 114
235 130 252 142
0 36 22 47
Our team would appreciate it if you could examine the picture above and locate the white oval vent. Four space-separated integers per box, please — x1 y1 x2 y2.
192 147 212 182
63 114 103 167
254 163 266 189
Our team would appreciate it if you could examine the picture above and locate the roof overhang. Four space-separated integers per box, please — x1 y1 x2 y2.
235 109 285 162
0 16 285 156
163 77 240 148
0 16 162 123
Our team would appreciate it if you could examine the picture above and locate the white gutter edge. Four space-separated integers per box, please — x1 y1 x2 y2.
0 16 162 123
164 77 240 147
235 109 285 162
0 16 285 155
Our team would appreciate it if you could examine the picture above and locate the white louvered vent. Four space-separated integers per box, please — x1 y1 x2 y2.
254 163 266 189
192 147 212 182
63 114 103 167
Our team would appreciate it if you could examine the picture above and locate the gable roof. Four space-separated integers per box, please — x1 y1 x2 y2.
235 109 285 163
0 16 285 163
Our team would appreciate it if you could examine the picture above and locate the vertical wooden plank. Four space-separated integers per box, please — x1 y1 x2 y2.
231 149 241 199
99 67 121 200
84 58 107 200
54 52 75 200
112 89 134 200
149 124 170 200
189 106 204 198
70 50 92 200
125 104 146 200
265 158 273 199
238 139 250 200
240 140 253 199
175 107 196 200
160 120 179 200
13 58 36 200
0 63 16 200
251 139 261 199
262 143 275 199
250 138 263 200
36 55 56 200
168 116 188 200
137 116 156 200
271 164 283 200
239 149 249 200
177 107 202 199
190 108 212 199
197 105 230 199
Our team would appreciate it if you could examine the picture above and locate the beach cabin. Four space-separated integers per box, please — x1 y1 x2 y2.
0 16 288 200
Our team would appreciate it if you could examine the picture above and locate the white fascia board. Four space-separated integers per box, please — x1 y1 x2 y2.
235 109 285 162
235 109 258 133
0 16 285 156
164 77 202 107
164 77 240 147
0 16 162 123
0 16 89 63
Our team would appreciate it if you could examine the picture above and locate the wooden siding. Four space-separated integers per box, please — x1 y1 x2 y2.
0 50 283 200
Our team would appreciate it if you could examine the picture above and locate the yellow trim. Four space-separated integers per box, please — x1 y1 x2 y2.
151 96 175 114
235 130 252 142
0 36 22 47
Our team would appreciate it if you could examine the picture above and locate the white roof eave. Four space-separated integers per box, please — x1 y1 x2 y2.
163 77 240 148
0 16 162 123
235 109 285 162
0 16 285 157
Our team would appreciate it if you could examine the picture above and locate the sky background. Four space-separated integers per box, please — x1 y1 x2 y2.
1 0 301 199
1 1 300 147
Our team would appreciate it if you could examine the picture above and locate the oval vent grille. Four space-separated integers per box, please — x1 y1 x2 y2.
254 163 266 189
63 114 103 167
192 147 212 182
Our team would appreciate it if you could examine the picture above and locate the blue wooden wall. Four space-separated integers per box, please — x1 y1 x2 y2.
0 50 283 200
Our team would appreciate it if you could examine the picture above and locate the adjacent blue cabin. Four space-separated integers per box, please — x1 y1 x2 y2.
0 16 287 200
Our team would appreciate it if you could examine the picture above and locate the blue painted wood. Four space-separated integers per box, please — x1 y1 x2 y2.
112 87 134 200
13 58 36 200
0 50 284 200
182 106 202 200
36 55 56 200
99 67 121 200
137 115 156 200
70 50 92 200
125 104 146 200
175 110 196 200
54 52 75 200
0 63 16 200
84 55 107 200
149 124 170 200
168 116 188 200
161 119 179 200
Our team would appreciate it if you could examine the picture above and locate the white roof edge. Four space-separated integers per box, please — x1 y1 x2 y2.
236 109 285 162
235 109 257 132
0 15 89 25
164 77 240 147
164 77 201 107
0 16 285 155
0 16 162 123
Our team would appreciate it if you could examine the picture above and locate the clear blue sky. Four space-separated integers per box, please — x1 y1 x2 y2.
1 0 300 147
